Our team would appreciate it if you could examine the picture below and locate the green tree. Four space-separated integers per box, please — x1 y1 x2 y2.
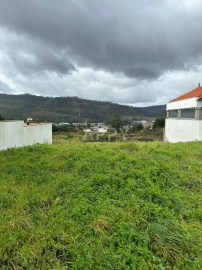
110 113 122 132
0 113 4 121
127 123 144 133
153 117 165 129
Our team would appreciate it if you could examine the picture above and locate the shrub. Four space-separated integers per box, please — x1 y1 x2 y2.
153 118 165 129
0 113 4 121
127 123 144 133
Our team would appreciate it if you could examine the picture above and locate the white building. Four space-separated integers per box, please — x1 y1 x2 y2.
164 84 202 143
0 120 52 151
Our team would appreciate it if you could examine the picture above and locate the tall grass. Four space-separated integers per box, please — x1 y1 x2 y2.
0 141 201 269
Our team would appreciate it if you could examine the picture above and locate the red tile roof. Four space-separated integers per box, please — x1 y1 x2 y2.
169 85 202 103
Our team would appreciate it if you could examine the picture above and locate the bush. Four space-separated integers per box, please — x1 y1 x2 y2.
97 134 109 142
153 118 165 129
0 113 4 121
52 124 77 133
127 123 144 133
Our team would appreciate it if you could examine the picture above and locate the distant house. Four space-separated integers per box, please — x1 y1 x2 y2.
0 120 52 151
164 84 202 143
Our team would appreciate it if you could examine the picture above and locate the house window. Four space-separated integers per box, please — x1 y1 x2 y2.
180 108 195 119
168 110 178 118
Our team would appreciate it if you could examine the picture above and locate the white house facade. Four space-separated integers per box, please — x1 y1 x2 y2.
164 84 202 143
0 120 52 151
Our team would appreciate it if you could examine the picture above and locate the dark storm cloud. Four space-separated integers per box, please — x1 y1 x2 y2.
0 0 202 78
9 46 76 75
0 0 202 105
125 67 159 79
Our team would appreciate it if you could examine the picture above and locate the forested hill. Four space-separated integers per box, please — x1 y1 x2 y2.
0 93 166 122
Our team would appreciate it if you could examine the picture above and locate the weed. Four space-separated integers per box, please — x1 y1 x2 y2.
0 141 201 269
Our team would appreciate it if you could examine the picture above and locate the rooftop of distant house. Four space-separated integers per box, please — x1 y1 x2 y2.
169 84 202 103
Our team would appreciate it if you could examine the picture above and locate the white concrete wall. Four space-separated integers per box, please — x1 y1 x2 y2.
0 121 52 150
23 124 52 146
167 98 198 110
164 119 202 143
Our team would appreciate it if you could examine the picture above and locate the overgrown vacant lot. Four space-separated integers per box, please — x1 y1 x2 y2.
0 141 201 269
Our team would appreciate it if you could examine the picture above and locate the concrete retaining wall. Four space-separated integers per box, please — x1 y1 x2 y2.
0 121 52 150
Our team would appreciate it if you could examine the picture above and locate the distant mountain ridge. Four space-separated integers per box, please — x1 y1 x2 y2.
0 93 166 122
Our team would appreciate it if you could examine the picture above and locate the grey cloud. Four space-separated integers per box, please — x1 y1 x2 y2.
1 32 76 75
0 0 202 79
0 0 202 105
0 80 15 94
125 67 159 79
11 49 76 75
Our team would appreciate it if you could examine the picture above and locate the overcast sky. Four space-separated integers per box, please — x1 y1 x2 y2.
0 0 202 106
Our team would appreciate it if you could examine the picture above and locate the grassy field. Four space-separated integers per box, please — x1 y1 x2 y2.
0 139 201 269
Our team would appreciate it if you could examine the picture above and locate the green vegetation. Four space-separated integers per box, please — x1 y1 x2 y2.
153 118 165 129
0 113 4 120
52 124 78 133
0 140 201 269
110 113 123 131
127 123 144 133
0 93 166 122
